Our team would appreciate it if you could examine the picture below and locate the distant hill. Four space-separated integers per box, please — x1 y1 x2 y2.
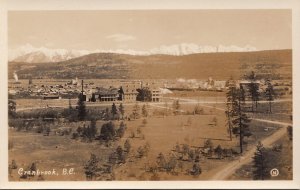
8 49 292 80
9 43 257 62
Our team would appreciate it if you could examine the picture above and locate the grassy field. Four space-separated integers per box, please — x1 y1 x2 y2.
9 97 293 181
9 129 110 181
8 109 237 181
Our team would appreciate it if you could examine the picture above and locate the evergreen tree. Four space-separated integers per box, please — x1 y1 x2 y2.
132 103 140 119
166 154 177 173
253 141 268 180
100 121 116 141
77 96 86 121
231 87 251 154
8 99 16 118
117 121 126 138
190 163 202 176
124 139 131 152
265 79 275 113
77 126 83 135
215 145 223 159
84 153 100 180
225 77 238 141
142 104 148 117
119 103 125 119
111 103 118 120
136 87 152 102
116 146 124 161
11 160 18 169
156 153 166 169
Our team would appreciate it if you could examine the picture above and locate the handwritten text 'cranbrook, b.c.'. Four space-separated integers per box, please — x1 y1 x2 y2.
17 168 75 176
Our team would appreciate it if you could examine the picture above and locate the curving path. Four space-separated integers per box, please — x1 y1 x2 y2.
210 119 292 180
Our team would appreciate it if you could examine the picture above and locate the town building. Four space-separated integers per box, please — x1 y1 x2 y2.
151 88 161 102
141 81 162 102
119 85 139 102
91 87 120 102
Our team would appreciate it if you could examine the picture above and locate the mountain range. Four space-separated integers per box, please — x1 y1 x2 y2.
9 49 292 80
9 43 258 63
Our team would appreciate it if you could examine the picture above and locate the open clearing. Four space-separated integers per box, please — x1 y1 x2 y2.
9 95 292 180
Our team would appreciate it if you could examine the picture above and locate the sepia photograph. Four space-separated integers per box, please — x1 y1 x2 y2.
1 0 300 189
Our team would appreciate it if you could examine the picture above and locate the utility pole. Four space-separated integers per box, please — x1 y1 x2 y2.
81 79 84 95
81 79 84 101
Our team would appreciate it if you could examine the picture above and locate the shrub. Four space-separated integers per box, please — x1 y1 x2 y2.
194 104 204 115
100 122 116 141
214 145 223 159
165 155 177 173
72 132 79 140
10 160 18 169
136 144 150 158
190 163 202 176
116 146 126 163
156 153 166 169
117 122 126 138
124 139 131 153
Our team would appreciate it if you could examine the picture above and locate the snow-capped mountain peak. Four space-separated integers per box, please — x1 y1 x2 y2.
9 43 258 63
9 44 90 63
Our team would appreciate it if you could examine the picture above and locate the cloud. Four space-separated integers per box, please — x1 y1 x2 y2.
106 33 136 42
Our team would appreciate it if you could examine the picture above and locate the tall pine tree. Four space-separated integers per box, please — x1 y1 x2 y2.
230 84 251 153
253 141 268 180
111 103 118 120
225 77 238 141
84 153 100 180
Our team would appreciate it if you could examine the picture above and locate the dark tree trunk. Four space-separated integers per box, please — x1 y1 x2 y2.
227 111 232 141
239 94 243 154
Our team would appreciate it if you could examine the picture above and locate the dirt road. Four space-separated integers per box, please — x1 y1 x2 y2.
210 119 292 180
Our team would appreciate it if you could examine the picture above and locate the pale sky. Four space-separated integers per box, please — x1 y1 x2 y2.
8 10 292 51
